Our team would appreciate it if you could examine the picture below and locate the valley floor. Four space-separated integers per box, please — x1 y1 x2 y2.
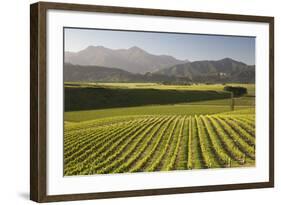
64 109 255 176
63 83 255 176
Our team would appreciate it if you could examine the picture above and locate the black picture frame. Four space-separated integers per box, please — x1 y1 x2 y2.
30 1 274 202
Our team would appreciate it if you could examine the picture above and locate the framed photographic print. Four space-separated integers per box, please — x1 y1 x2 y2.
30 1 274 202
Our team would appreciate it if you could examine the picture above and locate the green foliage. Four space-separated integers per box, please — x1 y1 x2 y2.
64 83 255 122
64 85 230 111
63 83 255 175
64 109 256 176
223 86 247 97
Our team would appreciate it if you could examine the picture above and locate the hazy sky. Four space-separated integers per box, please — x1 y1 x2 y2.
64 28 255 65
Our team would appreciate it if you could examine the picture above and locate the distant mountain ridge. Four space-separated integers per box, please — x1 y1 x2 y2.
155 58 255 83
64 57 255 83
64 63 183 83
64 45 255 83
65 46 187 74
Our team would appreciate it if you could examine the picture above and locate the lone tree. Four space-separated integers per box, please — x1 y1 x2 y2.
223 86 248 111
223 86 247 97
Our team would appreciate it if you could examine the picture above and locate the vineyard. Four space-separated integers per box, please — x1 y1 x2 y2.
64 109 255 176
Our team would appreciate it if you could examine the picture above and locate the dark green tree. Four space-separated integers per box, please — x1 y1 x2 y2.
223 86 247 97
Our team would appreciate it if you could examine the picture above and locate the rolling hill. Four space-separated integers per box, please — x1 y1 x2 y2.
155 58 255 83
64 63 184 83
64 57 255 83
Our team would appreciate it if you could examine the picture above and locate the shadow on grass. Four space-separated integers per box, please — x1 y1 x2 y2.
64 87 231 112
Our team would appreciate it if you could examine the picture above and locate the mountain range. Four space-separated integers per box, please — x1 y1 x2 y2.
155 58 255 83
65 46 187 74
64 46 255 83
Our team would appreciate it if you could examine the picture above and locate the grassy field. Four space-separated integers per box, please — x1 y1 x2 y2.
64 82 255 175
65 82 255 95
65 104 252 122
64 83 232 111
